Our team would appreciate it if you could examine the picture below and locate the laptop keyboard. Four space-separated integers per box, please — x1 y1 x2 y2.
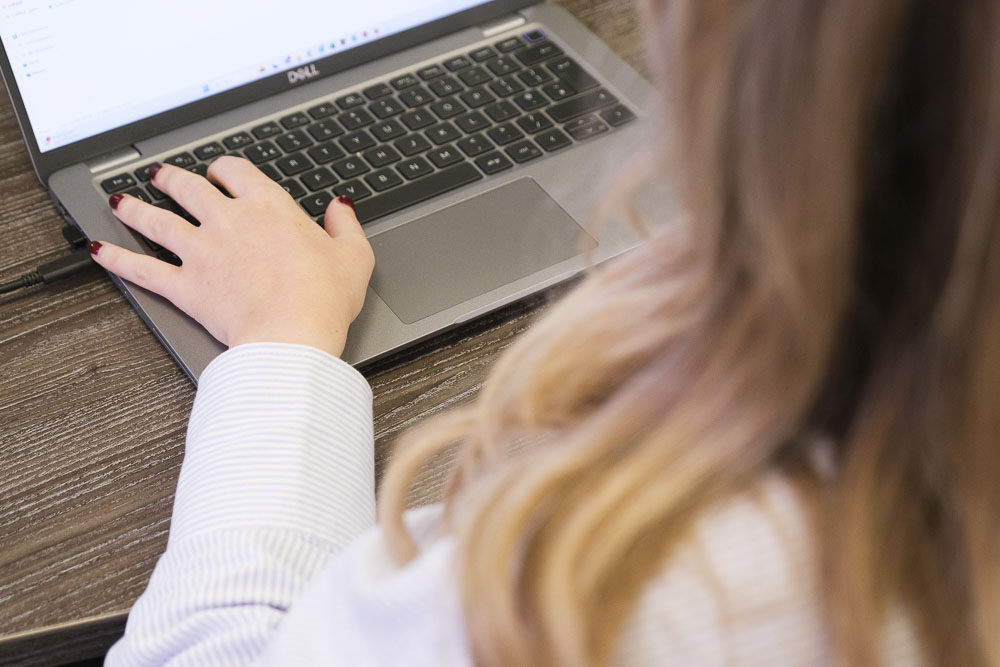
97 31 636 266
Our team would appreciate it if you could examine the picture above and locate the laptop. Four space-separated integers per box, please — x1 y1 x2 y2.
0 0 654 382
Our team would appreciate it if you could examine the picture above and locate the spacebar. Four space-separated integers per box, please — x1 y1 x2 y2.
354 163 483 224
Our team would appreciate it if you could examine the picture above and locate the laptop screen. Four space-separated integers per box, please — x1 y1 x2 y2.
2 0 489 154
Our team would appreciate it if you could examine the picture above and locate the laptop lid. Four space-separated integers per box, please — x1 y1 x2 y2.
0 0 534 183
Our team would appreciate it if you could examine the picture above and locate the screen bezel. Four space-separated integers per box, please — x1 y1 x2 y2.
0 0 534 183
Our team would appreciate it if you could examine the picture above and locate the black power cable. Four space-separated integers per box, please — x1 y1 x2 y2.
0 226 96 295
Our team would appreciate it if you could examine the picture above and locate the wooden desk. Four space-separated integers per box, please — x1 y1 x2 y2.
0 3 643 664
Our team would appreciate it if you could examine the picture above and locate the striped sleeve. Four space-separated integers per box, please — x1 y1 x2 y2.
106 343 375 666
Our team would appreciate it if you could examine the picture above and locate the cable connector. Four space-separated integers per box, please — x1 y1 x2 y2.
0 247 96 295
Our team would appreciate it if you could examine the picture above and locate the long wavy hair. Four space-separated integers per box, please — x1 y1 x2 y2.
379 0 1000 664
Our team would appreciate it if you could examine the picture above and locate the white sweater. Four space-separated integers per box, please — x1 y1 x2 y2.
106 343 922 665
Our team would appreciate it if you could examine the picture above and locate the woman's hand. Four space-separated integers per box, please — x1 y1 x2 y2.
90 157 375 358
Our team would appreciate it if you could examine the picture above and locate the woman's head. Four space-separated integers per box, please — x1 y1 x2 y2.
382 1 1000 664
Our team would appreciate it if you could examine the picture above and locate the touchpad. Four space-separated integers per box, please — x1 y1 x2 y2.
369 178 595 324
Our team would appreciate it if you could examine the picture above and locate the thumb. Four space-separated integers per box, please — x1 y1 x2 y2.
324 195 364 239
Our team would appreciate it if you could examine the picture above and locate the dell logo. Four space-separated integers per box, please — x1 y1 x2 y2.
287 64 320 84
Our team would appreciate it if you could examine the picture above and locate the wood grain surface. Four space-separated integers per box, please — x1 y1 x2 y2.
0 2 643 664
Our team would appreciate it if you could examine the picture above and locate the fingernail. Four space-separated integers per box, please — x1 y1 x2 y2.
336 195 355 211
146 162 163 180
108 193 124 210
87 241 102 256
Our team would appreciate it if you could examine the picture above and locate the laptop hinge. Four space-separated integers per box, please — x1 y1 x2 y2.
87 146 141 174
479 13 526 38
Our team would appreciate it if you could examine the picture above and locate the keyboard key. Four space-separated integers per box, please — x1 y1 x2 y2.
495 36 524 53
331 156 370 179
460 87 496 108
400 109 436 131
399 86 434 108
366 168 404 192
135 165 154 182
339 130 376 153
458 66 492 87
483 100 519 122
336 92 366 109
547 58 599 92
396 156 434 180
512 90 547 111
455 110 491 134
257 163 282 181
485 56 520 76
417 64 446 80
542 80 575 101
430 97 465 119
371 119 407 141
600 104 637 127
395 133 433 156
279 179 307 198
307 141 346 164
100 173 136 193
515 42 563 66
186 163 209 177
547 88 618 122
505 139 543 163
427 145 463 168
517 112 554 134
566 118 609 141
146 182 168 200
517 66 554 87
444 55 473 71
277 131 313 152
307 101 338 119
426 122 462 145
338 108 375 130
124 187 151 203
363 82 393 99
391 73 421 90
223 131 254 149
252 121 283 139
474 151 513 174
299 191 334 216
353 162 482 224
487 122 524 145
457 133 493 157
333 179 373 201
523 30 547 43
363 145 402 167
165 152 196 168
307 119 345 141
489 75 525 97
280 111 310 129
194 142 225 160
244 141 281 164
276 153 312 176
301 166 338 191
370 98 405 119
429 76 463 97
469 46 497 62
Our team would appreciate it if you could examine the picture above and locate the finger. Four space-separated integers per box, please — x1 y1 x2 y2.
109 192 197 254
206 156 278 199
89 241 182 300
148 162 227 222
323 195 366 239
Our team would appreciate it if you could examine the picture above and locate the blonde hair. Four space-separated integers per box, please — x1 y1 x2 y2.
379 0 1000 664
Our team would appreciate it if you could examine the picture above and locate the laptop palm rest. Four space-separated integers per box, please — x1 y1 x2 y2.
368 178 596 324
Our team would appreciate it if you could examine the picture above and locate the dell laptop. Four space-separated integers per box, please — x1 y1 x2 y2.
0 0 654 382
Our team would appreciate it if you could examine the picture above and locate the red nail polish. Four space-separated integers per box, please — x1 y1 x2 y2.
146 162 163 180
108 193 124 210
87 241 102 256
336 195 355 211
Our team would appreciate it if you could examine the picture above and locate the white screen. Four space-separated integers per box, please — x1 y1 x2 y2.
2 0 489 152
